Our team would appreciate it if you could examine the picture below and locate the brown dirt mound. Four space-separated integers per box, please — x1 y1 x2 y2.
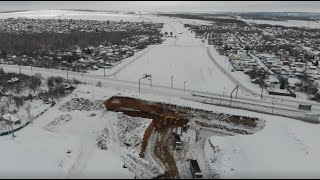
105 96 189 131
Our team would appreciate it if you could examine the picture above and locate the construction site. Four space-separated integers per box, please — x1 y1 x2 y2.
104 96 266 179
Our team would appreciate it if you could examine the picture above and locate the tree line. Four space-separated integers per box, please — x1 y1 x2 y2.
0 30 161 56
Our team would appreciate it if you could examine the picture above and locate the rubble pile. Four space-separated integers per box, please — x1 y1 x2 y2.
60 98 104 111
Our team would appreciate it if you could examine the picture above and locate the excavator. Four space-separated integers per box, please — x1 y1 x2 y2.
164 115 179 125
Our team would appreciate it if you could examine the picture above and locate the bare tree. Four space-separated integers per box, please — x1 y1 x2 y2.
13 96 23 109
29 75 41 93
0 104 5 115
6 97 11 109
25 103 32 123
15 83 23 94
279 76 288 89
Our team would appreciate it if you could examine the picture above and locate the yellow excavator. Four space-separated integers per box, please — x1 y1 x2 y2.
164 115 179 125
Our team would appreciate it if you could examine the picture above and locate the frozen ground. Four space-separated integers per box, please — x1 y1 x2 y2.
107 16 241 96
0 9 145 22
0 86 137 179
238 16 320 29
0 82 319 178
1 10 320 178
204 113 320 178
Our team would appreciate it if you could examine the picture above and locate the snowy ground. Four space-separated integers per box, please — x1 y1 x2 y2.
0 86 137 179
239 17 320 29
106 16 241 96
1 10 320 178
204 113 320 178
1 82 319 178
0 10 145 22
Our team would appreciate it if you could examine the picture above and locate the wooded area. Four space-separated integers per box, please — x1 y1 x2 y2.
0 30 160 56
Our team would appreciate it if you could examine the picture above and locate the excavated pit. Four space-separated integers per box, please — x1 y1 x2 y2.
104 96 265 179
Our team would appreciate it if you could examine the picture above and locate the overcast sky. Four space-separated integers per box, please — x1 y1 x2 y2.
0 1 319 13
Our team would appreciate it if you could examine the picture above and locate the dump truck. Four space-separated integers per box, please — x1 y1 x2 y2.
190 159 203 179
174 134 182 150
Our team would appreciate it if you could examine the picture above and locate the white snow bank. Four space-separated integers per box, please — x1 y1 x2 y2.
205 116 320 178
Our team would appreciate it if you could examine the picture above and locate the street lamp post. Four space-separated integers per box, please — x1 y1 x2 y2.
139 77 143 93
260 86 263 100
223 86 225 97
272 94 275 114
171 75 173 88
149 75 152 88
66 65 69 82
139 74 151 93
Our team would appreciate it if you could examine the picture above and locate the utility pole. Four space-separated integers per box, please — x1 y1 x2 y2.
272 94 275 114
66 65 69 82
10 117 15 138
149 75 152 88
223 86 225 97
139 74 151 93
184 81 187 92
171 75 173 88
139 77 143 93
230 85 238 106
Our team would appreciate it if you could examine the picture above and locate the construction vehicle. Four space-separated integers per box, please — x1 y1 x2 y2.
174 134 182 150
190 159 203 179
164 115 179 125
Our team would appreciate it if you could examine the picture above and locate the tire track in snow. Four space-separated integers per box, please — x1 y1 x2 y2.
206 47 258 96
108 46 155 77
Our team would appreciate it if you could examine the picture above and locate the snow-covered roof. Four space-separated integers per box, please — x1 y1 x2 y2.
78 58 86 63
7 77 19 83
2 113 19 122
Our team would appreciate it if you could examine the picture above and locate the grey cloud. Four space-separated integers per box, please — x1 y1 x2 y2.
0 1 319 12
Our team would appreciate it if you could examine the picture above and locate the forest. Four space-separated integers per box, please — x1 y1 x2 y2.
0 30 161 56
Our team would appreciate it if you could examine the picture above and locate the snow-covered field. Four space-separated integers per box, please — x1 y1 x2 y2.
1 82 320 178
107 16 240 95
239 17 320 29
0 10 145 22
1 10 320 178
205 113 320 178
0 85 149 179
